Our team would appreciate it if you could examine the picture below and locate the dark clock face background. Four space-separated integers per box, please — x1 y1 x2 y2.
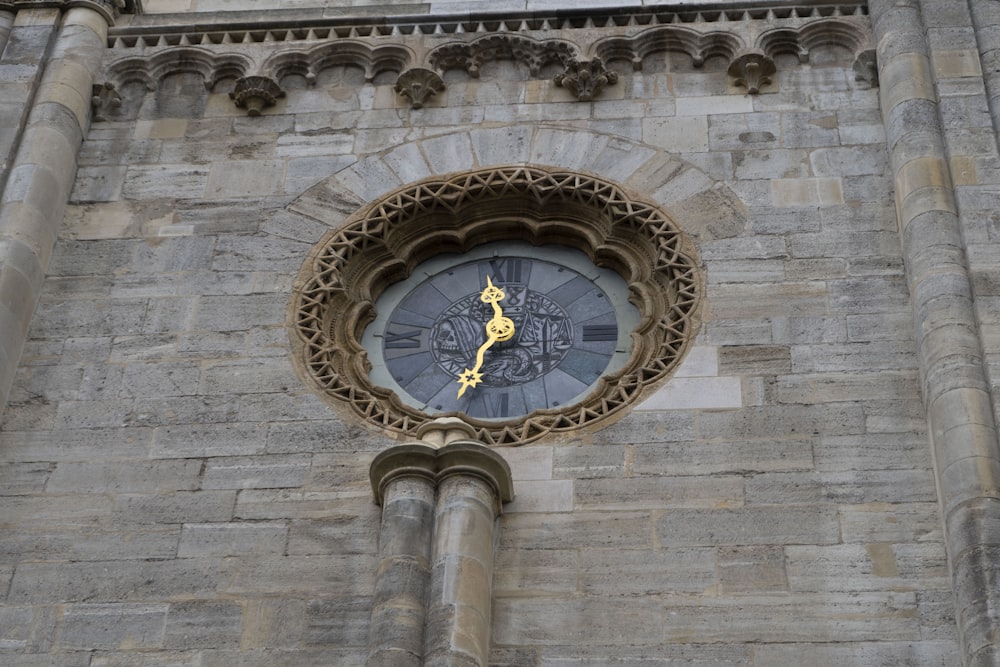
363 242 639 421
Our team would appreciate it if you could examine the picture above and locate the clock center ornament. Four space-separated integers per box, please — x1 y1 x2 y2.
289 166 703 446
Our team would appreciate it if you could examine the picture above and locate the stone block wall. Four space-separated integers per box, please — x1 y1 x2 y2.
0 1 973 665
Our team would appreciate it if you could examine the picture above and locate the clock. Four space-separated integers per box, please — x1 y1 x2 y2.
289 165 701 445
362 242 640 421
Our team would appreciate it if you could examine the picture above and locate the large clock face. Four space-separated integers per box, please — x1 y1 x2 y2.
363 242 639 422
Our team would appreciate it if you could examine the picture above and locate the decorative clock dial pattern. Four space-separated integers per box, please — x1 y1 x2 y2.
374 251 630 421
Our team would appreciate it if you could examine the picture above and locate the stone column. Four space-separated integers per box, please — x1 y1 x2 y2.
367 420 513 667
870 1 1000 664
0 4 110 418
424 441 513 667
368 444 437 667
0 8 61 186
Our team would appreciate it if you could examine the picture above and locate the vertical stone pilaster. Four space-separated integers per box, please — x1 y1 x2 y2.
0 5 110 418
424 444 511 667
0 9 62 188
871 1 1000 664
368 446 437 667
367 421 513 667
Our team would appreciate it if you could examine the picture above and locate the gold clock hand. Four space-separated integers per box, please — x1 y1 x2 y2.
457 331 499 398
483 276 507 326
456 275 516 398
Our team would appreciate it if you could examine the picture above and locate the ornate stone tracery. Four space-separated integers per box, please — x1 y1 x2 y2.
289 166 702 446
428 34 578 78
593 27 742 70
106 48 252 94
94 4 875 115
261 41 413 85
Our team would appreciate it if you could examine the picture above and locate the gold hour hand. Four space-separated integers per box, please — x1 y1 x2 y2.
456 276 515 398
456 332 498 398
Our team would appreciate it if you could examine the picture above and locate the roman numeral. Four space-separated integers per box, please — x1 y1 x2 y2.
384 330 422 349
582 325 617 342
487 258 524 283
483 393 509 418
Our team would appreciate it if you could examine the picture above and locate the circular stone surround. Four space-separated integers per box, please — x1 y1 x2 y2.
289 166 702 446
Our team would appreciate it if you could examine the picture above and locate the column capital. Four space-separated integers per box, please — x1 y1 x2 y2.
436 441 514 508
369 442 439 506
370 440 513 507
1 0 141 24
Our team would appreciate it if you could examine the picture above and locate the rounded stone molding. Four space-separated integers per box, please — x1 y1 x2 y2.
289 165 703 446
369 440 514 507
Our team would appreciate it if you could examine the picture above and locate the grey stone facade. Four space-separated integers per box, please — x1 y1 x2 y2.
0 0 997 664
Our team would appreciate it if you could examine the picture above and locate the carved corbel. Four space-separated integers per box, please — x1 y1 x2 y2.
728 49 776 95
229 75 285 116
554 57 618 101
90 81 122 121
853 48 878 88
395 68 445 109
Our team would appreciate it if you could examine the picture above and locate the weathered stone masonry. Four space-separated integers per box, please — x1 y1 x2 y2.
1 0 998 665
0 3 115 420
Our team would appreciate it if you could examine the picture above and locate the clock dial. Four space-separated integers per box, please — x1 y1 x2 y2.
364 242 638 422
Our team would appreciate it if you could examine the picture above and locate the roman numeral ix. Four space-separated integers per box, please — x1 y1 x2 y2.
384 330 422 349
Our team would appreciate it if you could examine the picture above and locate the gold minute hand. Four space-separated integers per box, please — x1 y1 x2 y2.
456 276 515 398
481 277 515 343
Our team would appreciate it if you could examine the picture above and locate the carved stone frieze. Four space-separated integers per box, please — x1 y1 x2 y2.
106 48 252 95
289 167 702 446
553 57 618 101
773 17 872 60
593 27 742 71
98 4 875 108
262 42 412 85
591 15 870 75
728 49 776 94
229 75 285 115
395 68 445 109
753 28 809 63
428 34 577 78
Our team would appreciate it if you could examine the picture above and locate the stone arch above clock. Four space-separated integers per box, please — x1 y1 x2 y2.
286 129 744 444
287 126 747 244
